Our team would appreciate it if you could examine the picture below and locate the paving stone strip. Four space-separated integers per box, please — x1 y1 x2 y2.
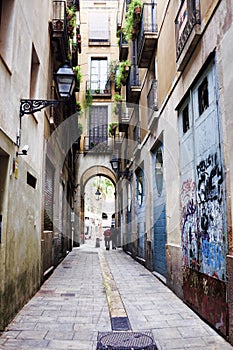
98 250 131 331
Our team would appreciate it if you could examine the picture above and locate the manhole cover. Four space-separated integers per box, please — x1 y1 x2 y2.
97 331 158 349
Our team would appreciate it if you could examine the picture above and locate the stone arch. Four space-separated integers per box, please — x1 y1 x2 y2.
77 166 116 244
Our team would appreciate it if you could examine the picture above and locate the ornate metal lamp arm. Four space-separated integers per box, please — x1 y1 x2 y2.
20 99 59 117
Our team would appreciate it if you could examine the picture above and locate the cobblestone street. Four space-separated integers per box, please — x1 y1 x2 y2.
0 241 232 350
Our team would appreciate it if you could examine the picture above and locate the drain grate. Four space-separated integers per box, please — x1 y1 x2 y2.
111 317 131 331
96 331 158 350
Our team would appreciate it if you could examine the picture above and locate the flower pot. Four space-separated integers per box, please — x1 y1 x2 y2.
134 6 142 15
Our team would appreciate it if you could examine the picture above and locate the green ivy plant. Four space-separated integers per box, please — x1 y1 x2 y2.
123 0 143 42
108 122 118 137
115 60 130 90
73 65 82 91
85 88 93 109
66 5 76 38
113 94 123 114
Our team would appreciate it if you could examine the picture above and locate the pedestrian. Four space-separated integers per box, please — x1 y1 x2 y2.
103 227 112 250
111 225 117 249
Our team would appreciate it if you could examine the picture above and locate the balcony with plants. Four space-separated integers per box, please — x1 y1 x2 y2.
50 1 68 62
175 0 201 71
122 0 143 42
86 80 111 98
136 2 158 68
50 1 81 66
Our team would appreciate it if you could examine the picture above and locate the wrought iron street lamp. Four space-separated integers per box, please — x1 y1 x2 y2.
110 155 132 180
19 61 76 117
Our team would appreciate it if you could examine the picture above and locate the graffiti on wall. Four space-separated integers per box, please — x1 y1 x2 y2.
196 152 225 280
181 153 226 280
181 179 198 269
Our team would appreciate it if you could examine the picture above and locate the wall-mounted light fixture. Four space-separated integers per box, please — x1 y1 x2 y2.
17 61 77 148
19 61 76 117
110 155 132 180
17 145 29 156
95 176 102 200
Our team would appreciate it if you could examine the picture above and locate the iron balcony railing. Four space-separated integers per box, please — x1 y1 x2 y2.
86 80 111 95
126 65 141 104
118 101 130 132
137 2 157 60
175 0 201 59
119 31 129 61
83 136 113 153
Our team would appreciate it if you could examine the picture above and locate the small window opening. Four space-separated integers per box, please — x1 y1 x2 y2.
198 77 209 115
27 172 37 189
182 105 189 133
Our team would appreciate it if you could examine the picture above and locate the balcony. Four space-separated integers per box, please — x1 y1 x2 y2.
49 1 68 62
118 101 130 132
86 80 111 98
83 136 113 154
119 32 129 61
175 0 201 71
137 3 158 68
126 65 141 104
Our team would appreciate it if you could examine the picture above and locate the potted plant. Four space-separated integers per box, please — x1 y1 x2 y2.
76 101 83 114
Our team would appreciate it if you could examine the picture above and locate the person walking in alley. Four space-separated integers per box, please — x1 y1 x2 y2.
111 225 117 249
103 227 111 250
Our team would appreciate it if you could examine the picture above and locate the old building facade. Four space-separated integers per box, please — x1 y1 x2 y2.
0 0 80 329
116 0 233 343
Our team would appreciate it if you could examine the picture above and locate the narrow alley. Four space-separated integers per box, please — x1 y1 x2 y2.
0 241 232 350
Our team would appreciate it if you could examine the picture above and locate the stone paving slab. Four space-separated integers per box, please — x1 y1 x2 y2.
0 240 232 349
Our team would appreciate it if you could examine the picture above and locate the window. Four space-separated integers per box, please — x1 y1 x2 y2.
0 0 15 67
89 12 109 44
198 76 209 115
136 169 143 206
89 106 108 148
90 58 108 93
27 172 37 189
30 45 40 98
155 146 163 196
182 104 190 133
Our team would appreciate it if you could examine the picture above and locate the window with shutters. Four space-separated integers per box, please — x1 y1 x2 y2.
0 0 15 68
90 58 108 94
88 12 110 45
89 106 108 149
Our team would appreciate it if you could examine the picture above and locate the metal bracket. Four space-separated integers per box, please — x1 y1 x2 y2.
20 99 59 117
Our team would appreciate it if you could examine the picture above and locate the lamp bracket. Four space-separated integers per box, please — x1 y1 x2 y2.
20 99 59 117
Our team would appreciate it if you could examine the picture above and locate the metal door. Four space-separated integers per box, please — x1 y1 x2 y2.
153 143 166 277
179 58 228 336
